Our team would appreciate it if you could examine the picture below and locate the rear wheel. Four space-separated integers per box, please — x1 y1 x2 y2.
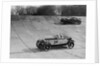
36 40 51 51
44 44 51 51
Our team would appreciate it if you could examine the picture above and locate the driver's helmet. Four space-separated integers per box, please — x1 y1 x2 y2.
54 34 63 39
58 34 64 38
54 35 59 38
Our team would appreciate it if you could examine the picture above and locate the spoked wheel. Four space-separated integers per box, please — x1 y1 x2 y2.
67 42 74 49
36 40 51 51
44 44 51 51
36 40 41 48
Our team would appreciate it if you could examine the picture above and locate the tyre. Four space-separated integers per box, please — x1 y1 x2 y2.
67 42 74 49
36 40 51 51
36 40 41 48
44 44 51 51
36 40 45 50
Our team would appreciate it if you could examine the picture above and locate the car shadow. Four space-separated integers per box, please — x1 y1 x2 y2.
23 48 43 53
50 46 67 50
23 46 68 53
55 23 80 25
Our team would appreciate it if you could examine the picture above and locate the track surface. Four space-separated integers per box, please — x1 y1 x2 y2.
10 16 86 59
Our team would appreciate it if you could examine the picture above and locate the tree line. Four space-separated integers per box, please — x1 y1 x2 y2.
11 5 86 16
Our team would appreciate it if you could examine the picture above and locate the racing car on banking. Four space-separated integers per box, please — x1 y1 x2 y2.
60 17 81 25
36 34 74 51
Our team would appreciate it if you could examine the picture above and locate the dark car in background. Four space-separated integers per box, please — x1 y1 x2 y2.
60 17 81 25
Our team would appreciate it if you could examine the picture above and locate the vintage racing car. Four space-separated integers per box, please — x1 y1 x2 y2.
36 34 74 50
60 17 81 25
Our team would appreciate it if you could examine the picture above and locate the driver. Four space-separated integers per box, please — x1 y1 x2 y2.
58 34 63 39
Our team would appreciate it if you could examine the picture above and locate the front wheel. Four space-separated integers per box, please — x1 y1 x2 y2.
67 42 74 49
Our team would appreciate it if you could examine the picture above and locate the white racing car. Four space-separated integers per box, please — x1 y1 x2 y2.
36 34 74 51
